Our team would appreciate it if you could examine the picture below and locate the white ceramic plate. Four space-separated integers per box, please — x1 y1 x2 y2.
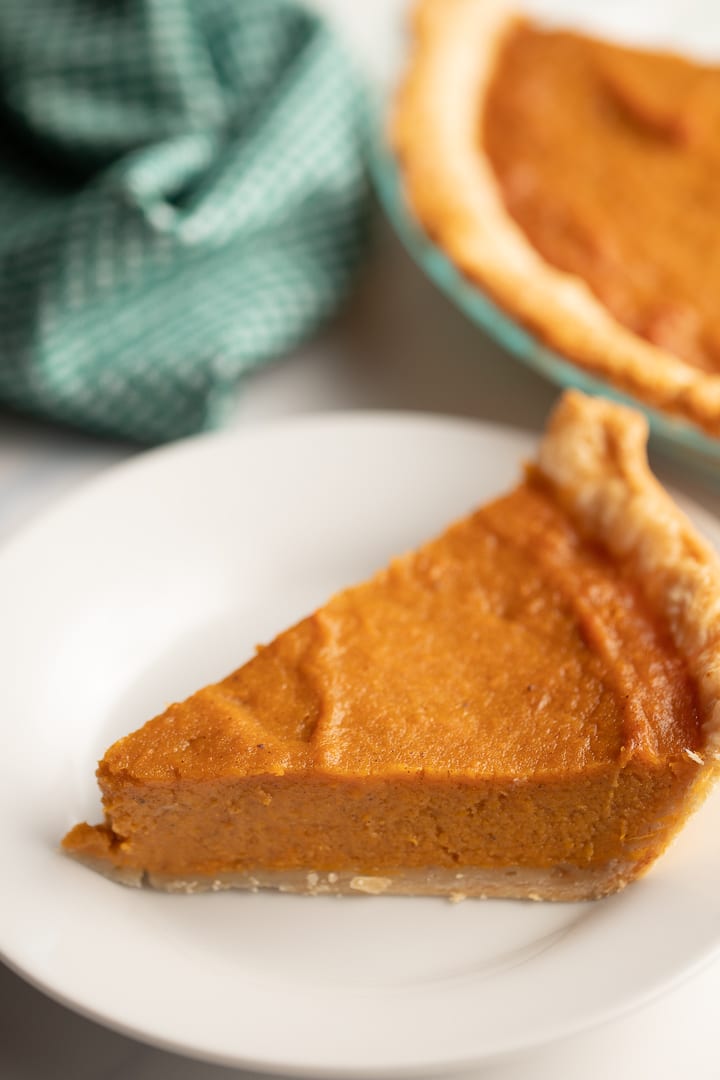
2 413 720 1077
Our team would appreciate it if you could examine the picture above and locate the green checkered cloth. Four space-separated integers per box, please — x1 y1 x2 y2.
0 0 369 442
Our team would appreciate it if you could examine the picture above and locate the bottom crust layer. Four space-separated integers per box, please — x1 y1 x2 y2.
65 856 639 901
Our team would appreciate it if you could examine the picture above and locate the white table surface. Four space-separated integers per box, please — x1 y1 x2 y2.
4 0 720 1072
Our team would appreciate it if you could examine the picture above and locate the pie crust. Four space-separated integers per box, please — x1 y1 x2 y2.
69 856 640 903
63 391 720 900
392 0 720 436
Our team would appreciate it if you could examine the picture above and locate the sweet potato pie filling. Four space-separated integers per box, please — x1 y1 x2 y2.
64 472 701 885
484 23 720 372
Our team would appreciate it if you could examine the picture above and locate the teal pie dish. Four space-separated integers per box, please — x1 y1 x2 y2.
372 136 720 480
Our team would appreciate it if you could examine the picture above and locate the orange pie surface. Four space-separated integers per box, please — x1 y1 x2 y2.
484 23 720 372
392 0 720 436
63 393 720 901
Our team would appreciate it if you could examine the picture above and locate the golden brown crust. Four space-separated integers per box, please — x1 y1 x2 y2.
538 392 720 761
392 0 720 437
63 853 639 901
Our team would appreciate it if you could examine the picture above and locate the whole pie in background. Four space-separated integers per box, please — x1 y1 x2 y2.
392 0 720 437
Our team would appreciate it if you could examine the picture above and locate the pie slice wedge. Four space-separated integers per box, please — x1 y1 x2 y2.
63 391 720 900
392 0 720 437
